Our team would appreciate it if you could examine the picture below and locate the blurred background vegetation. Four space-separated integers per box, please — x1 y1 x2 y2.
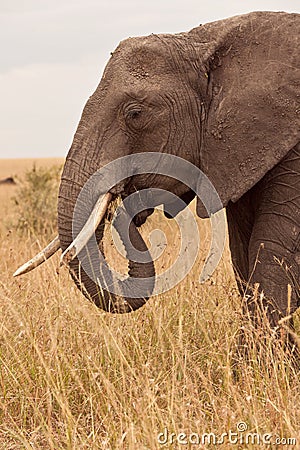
12 164 62 238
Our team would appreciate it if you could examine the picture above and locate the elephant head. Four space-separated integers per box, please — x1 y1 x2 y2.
14 11 299 314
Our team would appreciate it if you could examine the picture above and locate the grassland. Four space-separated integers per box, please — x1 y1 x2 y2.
0 159 299 449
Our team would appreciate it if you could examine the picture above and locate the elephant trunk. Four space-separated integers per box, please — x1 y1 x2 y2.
57 142 155 313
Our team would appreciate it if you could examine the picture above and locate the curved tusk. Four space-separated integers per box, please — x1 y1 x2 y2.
13 236 60 277
61 192 112 265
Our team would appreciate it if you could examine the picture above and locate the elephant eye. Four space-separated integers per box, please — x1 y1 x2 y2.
124 106 143 124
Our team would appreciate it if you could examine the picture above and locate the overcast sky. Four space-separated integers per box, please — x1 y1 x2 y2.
0 0 299 159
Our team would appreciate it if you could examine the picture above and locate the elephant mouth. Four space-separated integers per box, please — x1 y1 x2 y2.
122 184 196 227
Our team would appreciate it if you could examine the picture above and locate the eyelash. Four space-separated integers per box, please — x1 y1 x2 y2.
125 107 142 121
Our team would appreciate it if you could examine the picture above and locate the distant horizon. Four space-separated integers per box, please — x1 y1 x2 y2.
0 155 65 160
0 155 64 181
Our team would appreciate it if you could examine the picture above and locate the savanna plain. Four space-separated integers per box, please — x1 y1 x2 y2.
0 159 300 449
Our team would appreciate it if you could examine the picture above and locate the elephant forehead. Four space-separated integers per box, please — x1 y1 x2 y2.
112 36 178 78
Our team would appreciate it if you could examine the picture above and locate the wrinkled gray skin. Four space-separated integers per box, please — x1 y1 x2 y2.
58 11 300 332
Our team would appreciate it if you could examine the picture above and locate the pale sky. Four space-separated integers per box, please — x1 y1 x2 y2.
0 0 299 159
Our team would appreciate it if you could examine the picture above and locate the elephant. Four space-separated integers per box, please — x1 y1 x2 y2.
14 11 300 337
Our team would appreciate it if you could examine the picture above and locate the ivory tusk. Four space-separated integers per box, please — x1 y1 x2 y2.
13 236 60 277
61 192 112 265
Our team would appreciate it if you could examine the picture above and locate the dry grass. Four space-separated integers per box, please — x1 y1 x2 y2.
0 159 300 449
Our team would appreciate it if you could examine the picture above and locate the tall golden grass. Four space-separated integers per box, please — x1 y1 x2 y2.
0 159 299 449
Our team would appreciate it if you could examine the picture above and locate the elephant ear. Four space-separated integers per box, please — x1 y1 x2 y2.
193 12 300 218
